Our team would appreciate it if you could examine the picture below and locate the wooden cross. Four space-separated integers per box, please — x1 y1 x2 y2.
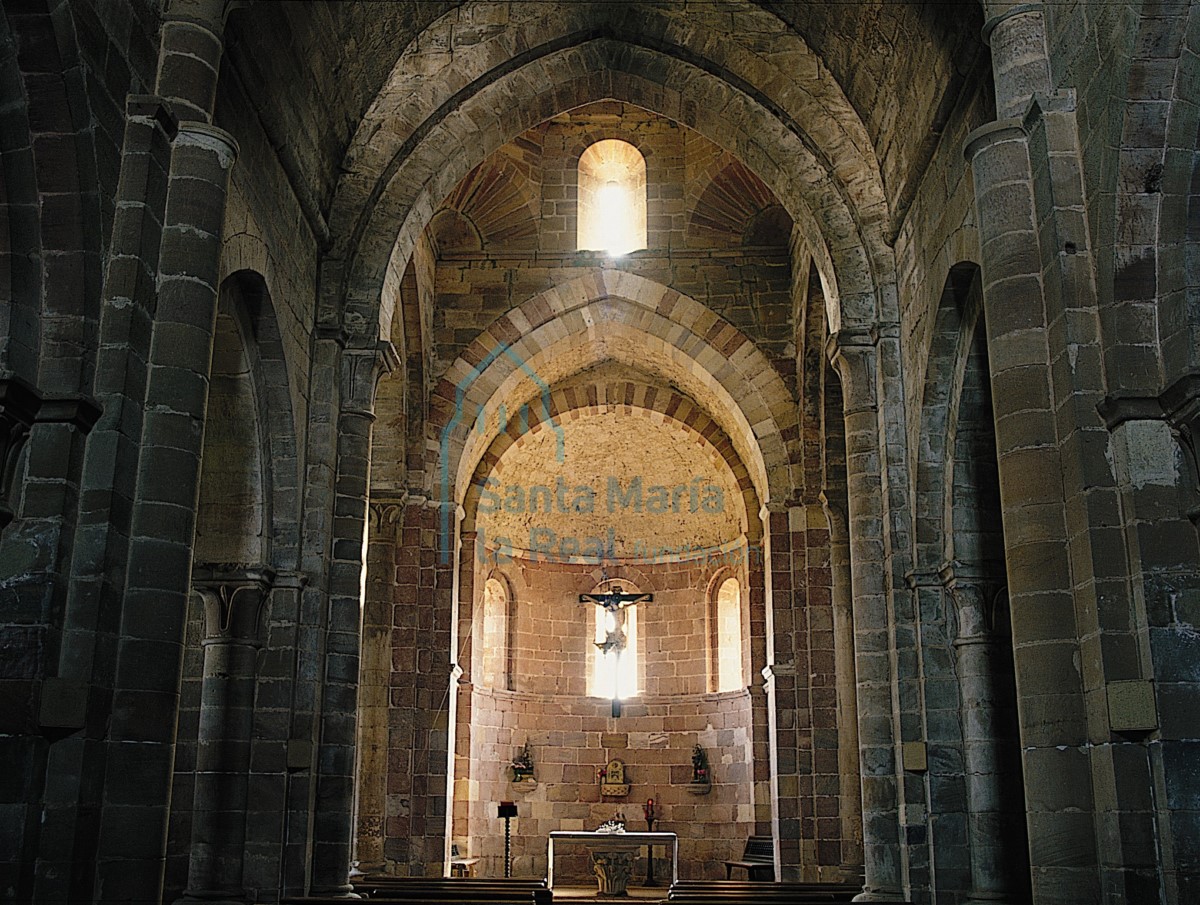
579 585 653 716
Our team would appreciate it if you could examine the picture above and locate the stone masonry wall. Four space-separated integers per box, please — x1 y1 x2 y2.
465 688 756 882
447 551 757 880
430 102 795 395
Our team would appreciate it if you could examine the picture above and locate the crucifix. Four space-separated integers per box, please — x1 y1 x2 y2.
580 585 653 717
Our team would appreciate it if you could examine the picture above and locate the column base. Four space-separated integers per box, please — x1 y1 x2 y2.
852 890 908 903
306 885 362 899
174 893 250 905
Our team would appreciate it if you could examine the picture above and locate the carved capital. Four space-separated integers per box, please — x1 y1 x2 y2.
0 377 42 529
192 562 275 644
818 491 848 541
1099 370 1200 522
368 498 405 532
940 562 1007 644
341 341 399 417
1162 372 1200 511
825 329 878 415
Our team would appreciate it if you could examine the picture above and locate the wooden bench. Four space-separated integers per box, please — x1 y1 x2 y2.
292 890 548 904
722 836 775 880
287 897 546 905
668 881 858 904
340 877 551 904
670 880 859 893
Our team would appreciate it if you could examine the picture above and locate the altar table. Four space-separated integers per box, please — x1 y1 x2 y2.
546 830 679 892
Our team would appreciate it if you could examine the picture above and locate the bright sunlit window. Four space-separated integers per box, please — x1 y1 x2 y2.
577 139 647 256
716 577 742 692
591 600 638 699
480 577 508 690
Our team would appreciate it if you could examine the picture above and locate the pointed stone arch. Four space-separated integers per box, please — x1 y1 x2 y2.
320 3 898 349
460 371 760 541
429 271 798 516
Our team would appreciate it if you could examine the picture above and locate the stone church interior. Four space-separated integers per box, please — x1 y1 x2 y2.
1 1 1198 904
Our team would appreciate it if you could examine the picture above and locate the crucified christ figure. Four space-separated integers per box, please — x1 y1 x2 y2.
579 585 653 716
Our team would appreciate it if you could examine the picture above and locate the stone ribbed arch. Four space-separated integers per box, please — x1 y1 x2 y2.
460 375 760 540
430 271 798 509
321 2 896 341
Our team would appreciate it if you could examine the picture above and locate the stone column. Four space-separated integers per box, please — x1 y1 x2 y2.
744 525 774 838
95 118 238 903
982 3 1052 120
179 565 274 905
310 342 395 895
822 496 864 878
386 498 456 876
965 9 1099 896
450 527 478 856
155 0 228 124
762 504 800 879
354 499 403 876
827 331 905 903
38 93 175 905
943 568 1025 905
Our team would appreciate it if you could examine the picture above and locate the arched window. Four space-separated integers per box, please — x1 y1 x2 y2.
587 582 640 699
481 577 509 690
714 577 742 692
577 139 647 256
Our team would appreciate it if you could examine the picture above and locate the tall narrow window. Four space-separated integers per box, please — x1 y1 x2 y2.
577 139 647 256
590 600 638 696
481 577 509 689
716 577 742 692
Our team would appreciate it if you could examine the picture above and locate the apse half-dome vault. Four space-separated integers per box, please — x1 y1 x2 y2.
475 408 745 561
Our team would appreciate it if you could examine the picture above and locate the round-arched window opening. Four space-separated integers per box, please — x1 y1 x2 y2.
481 577 509 690
716 577 742 692
577 139 647 256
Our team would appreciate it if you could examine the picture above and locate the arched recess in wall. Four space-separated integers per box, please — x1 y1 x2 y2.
914 262 1030 902
191 271 300 567
914 263 982 569
167 270 297 900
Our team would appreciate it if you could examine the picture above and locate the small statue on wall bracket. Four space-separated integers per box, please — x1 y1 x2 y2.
687 744 711 795
510 741 537 790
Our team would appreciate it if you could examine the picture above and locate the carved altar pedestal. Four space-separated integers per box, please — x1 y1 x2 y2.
590 845 639 896
547 831 679 894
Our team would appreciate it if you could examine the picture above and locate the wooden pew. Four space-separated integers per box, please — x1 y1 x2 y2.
290 877 550 905
668 879 859 903
286 898 546 905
